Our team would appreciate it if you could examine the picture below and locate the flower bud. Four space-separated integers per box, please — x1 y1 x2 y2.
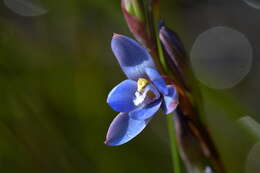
121 0 156 54
159 23 187 69
122 0 145 22
159 23 191 89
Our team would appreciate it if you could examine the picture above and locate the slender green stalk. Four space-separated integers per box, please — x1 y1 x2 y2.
153 18 172 77
154 19 182 173
167 113 181 173
148 1 181 172
155 25 181 173
155 25 170 75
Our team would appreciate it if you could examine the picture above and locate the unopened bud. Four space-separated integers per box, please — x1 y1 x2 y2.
121 0 156 55
122 0 145 21
159 23 191 90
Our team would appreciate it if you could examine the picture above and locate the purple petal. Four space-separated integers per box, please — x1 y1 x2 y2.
162 85 178 114
104 112 150 146
145 68 168 95
111 34 156 80
107 80 138 112
129 100 162 120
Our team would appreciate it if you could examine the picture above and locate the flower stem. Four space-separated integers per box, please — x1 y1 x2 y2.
167 113 181 173
155 26 170 75
154 19 182 173
149 3 181 172
155 23 182 173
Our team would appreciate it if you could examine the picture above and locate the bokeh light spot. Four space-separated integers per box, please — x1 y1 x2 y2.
238 116 260 139
190 26 253 89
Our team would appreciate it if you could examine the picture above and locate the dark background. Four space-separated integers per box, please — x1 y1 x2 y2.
0 0 260 173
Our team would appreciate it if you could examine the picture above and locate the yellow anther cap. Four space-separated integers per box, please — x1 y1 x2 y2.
137 78 149 92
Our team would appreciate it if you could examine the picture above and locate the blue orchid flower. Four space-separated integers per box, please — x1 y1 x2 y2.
105 34 179 146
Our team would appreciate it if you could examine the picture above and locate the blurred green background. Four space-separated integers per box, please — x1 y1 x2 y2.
0 0 260 173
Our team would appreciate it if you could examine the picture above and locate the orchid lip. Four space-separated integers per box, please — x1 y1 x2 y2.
133 82 160 106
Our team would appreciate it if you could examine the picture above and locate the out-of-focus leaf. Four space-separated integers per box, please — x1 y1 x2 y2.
243 0 260 9
4 0 48 17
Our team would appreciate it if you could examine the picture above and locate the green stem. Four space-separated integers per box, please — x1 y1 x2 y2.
148 2 181 172
156 26 182 172
167 113 181 173
155 24 170 75
155 25 182 173
154 20 181 173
